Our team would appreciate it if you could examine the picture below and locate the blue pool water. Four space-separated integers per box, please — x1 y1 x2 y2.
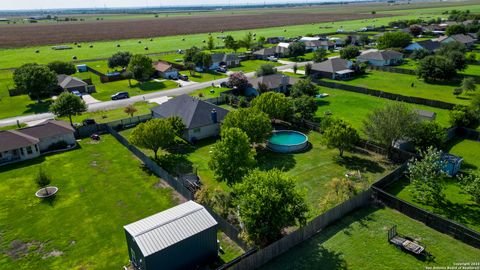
268 130 308 153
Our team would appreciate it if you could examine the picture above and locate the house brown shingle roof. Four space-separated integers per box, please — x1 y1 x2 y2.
153 61 174 73
357 50 404 61
311 58 352 73
57 74 87 89
0 130 39 152
19 120 75 140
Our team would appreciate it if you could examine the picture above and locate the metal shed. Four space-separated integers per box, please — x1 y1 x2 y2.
124 201 218 270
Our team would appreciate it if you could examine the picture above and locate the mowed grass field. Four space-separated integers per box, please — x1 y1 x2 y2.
323 70 477 105
261 206 480 270
314 88 451 133
0 135 179 270
120 129 394 217
1 3 478 68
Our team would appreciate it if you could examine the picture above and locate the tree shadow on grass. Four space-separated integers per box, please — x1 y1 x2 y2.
157 153 194 176
23 100 52 115
334 155 385 174
431 199 480 231
131 81 170 92
256 149 297 172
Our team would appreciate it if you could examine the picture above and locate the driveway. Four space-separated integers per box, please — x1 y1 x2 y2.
81 94 101 105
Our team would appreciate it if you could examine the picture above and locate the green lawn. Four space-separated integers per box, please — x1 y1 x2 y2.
182 71 227 83
323 70 476 105
229 60 281 73
399 59 480 78
0 135 179 269
189 86 231 99
77 71 178 101
262 206 480 270
314 88 451 133
58 101 156 125
121 129 394 217
447 138 480 173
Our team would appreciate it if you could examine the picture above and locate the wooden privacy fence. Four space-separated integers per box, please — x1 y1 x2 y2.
372 186 480 249
314 79 456 110
226 190 372 270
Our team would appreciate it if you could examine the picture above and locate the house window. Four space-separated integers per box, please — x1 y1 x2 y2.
35 145 38 152
26 146 33 154
193 128 201 133
20 148 24 155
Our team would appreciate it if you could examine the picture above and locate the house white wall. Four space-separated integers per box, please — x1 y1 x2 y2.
38 133 76 152
161 70 179 79
0 144 40 165
186 124 221 142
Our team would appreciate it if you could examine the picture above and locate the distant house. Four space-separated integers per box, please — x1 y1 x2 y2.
153 61 179 79
210 53 240 70
253 45 289 59
0 120 76 166
310 58 354 80
247 74 299 95
357 50 404 66
441 153 463 177
414 109 437 121
266 36 285 44
304 40 335 51
57 74 88 93
438 34 476 49
404 40 441 52
124 201 218 270
150 94 229 142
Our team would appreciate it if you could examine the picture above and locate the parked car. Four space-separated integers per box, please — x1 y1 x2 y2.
111 92 129 100
267 56 278 62
220 81 232 88
179 74 189 81
82 118 96 126
71 90 82 98
217 67 228 73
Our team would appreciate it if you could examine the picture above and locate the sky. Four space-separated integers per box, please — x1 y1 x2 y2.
0 0 345 10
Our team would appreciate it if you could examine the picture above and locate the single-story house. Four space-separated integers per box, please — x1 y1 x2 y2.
150 94 229 142
310 58 354 80
153 61 179 79
252 45 289 59
266 36 285 44
247 74 299 95
438 34 477 49
356 50 404 66
414 109 437 121
299 36 321 42
124 201 218 270
57 74 88 93
404 40 441 52
0 120 76 166
328 37 345 46
210 53 240 70
304 40 335 51
441 153 463 177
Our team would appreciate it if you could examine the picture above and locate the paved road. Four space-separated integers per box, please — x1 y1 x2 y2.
0 61 308 127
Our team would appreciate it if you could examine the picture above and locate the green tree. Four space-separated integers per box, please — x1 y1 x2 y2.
13 63 57 102
124 104 137 118
445 24 466 36
340 45 360 60
240 32 254 50
47 61 76 75
458 173 480 204
222 108 272 144
228 72 250 93
323 119 359 157
49 92 87 126
233 169 308 246
312 48 327 62
288 42 306 58
193 51 212 69
127 54 154 82
108 51 132 69
319 177 359 212
36 167 52 196
305 63 313 76
377 32 412 49
417 55 456 81
208 128 256 184
408 147 445 204
224 35 238 51
363 103 419 157
290 78 318 98
255 64 277 77
166 116 186 137
207 35 215 51
291 95 318 120
195 186 233 218
251 92 292 120
449 105 478 128
183 46 201 63
184 61 196 76
359 35 370 46
462 77 477 92
130 119 175 160
411 48 430 60
412 121 446 151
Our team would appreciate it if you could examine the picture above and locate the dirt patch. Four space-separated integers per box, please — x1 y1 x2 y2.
4 240 50 260
42 250 63 259
153 181 169 189
0 12 389 48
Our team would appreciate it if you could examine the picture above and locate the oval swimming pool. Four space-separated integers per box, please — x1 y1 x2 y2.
267 130 309 153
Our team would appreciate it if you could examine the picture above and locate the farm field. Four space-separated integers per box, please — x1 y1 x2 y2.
120 129 394 217
261 206 480 270
323 70 476 105
0 135 180 269
314 88 451 132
